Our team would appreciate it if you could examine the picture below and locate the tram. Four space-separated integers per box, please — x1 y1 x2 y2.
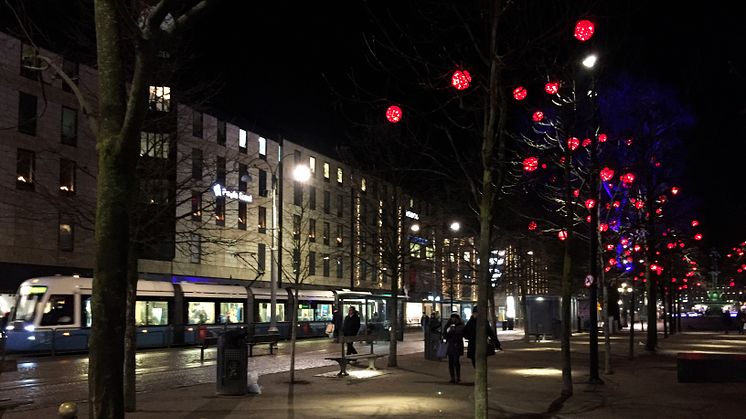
2 276 338 353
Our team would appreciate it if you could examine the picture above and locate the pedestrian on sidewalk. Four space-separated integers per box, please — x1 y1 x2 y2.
722 309 732 335
444 313 465 383
736 307 745 335
342 307 361 355
332 308 343 343
463 306 501 368
421 312 429 335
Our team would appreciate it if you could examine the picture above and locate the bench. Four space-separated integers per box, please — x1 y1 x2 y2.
325 335 386 376
677 352 746 383
199 336 219 362
247 334 279 357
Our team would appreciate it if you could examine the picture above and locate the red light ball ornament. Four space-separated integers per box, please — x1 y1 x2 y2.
621 172 635 185
691 220 699 227
558 230 568 241
582 138 592 147
600 167 614 182
694 233 703 241
451 70 472 90
567 137 580 151
598 133 607 143
532 111 544 122
513 86 527 101
544 82 559 95
671 186 680 195
585 199 596 209
574 19 595 42
523 157 539 172
385 105 402 123
599 223 608 232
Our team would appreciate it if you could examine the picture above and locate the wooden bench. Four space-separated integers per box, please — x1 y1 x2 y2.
247 334 279 357
325 335 386 376
677 352 746 383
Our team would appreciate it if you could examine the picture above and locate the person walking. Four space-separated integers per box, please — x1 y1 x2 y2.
463 306 502 368
444 313 465 383
332 308 343 343
342 307 361 355
722 309 732 335
421 312 429 334
736 307 745 335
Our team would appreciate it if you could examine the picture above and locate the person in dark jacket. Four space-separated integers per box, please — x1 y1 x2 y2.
342 307 361 355
332 308 343 343
463 307 501 367
444 313 465 383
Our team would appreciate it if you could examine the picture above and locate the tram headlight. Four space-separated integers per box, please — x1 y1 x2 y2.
5 325 14 331
24 325 35 332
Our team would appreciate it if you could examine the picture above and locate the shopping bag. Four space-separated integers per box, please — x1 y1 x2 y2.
436 341 448 358
325 323 334 334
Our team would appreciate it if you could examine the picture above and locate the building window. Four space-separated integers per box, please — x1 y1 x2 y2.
309 252 316 276
217 120 226 146
192 110 203 138
294 149 301 165
337 195 344 218
336 224 344 247
62 58 79 93
360 263 368 282
18 92 37 136
20 44 40 79
293 214 301 240
189 234 201 263
309 186 316 210
336 257 343 278
337 167 343 185
16 148 35 190
191 191 202 221
191 148 202 179
216 156 226 186
60 107 77 146
238 202 247 230
323 255 330 277
323 222 330 246
258 170 268 197
239 164 248 192
258 206 267 233
361 177 367 192
258 137 267 160
140 132 169 158
292 248 301 273
257 243 266 272
323 191 330 214
323 162 330 182
239 129 247 154
215 196 225 226
293 181 302 206
59 215 74 252
309 157 316 176
360 200 367 224
59 159 76 195
309 219 316 242
148 86 170 111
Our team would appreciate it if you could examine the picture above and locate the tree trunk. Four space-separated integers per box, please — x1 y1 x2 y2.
559 148 574 399
645 189 657 351
290 287 298 383
388 201 403 368
124 247 138 412
602 272 612 375
629 287 635 360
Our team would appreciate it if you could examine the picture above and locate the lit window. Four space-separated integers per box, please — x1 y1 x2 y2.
18 92 37 136
187 302 215 324
191 191 202 221
239 129 247 153
135 301 169 326
361 177 367 192
148 86 171 112
140 132 169 158
192 111 203 138
238 202 247 230
323 162 330 181
59 159 76 194
219 302 244 323
258 137 267 158
215 196 225 226
59 216 74 251
309 157 316 175
189 234 201 263
16 148 35 190
61 107 77 146
337 167 343 184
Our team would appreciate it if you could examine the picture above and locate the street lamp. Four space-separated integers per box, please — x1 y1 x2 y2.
450 221 461 232
582 53 597 69
267 163 311 335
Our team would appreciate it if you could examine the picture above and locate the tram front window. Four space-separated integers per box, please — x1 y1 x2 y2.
41 295 74 326
11 285 47 323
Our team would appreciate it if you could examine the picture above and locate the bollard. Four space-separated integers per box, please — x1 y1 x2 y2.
58 402 77 419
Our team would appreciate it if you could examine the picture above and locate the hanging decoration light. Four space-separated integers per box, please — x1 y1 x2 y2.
598 133 607 143
671 186 680 195
544 81 560 95
634 200 645 209
691 220 699 227
582 138 592 147
385 105 403 123
600 167 614 181
694 233 703 241
451 69 472 90
523 157 539 172
599 223 608 232
620 172 635 185
567 137 580 151
585 199 596 209
513 86 527 100
574 19 596 42
532 111 544 122
528 220 538 231
558 230 568 241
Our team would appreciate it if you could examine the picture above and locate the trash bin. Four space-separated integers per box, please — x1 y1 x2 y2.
216 328 248 395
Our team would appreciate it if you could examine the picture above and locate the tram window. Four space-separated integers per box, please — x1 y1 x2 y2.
82 296 92 327
257 302 285 322
135 301 169 326
12 285 47 322
297 304 314 321
219 302 244 323
41 295 74 326
316 303 333 321
187 302 215 324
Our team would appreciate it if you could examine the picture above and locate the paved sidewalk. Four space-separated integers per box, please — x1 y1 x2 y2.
4 330 745 418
